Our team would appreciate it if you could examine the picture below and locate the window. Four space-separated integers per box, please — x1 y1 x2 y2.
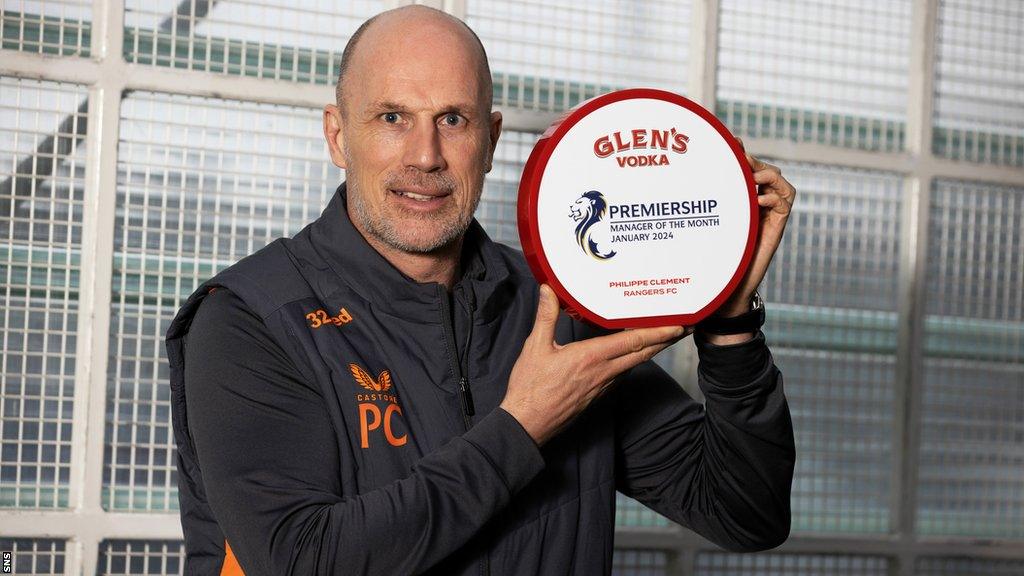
1 1 1020 573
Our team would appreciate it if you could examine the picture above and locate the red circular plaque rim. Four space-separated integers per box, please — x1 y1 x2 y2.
516 87 759 329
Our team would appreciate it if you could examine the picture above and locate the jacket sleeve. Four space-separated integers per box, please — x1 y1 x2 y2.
611 330 796 552
181 288 546 575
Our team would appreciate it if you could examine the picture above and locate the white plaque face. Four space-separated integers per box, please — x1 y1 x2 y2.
518 89 757 328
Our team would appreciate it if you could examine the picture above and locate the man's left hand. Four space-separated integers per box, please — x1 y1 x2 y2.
714 142 797 319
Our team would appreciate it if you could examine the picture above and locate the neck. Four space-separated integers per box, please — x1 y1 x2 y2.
348 208 464 291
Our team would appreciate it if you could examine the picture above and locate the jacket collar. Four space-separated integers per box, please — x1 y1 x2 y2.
308 182 513 322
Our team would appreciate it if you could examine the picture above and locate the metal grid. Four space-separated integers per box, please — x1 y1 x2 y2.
0 1 91 56
917 179 1023 538
0 538 66 575
932 0 1023 167
96 540 183 575
760 162 903 313
479 129 536 249
612 549 670 576
917 361 1024 538
773 349 895 533
102 91 341 511
1 77 86 510
696 552 889 575
923 179 1024 365
615 492 671 528
122 0 382 84
717 0 911 152
915 556 1024 576
925 180 1023 324
759 162 903 534
468 0 691 111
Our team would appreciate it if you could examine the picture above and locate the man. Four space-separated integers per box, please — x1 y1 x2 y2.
166 5 797 575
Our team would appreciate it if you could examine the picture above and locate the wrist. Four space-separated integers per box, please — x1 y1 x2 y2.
696 291 764 340
498 401 546 447
715 289 759 317
716 302 752 318
702 331 755 345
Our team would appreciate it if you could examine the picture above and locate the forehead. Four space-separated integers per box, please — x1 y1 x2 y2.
346 15 487 113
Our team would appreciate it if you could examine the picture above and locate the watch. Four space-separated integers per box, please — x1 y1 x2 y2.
696 291 765 336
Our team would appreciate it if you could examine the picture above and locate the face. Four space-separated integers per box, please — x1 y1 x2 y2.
324 13 502 254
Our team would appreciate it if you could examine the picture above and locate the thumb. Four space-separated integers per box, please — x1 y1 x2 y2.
530 284 559 345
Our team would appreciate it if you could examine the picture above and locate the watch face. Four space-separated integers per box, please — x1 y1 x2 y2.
517 88 758 329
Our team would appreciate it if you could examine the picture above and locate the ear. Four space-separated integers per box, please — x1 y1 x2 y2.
484 110 503 173
323 104 348 169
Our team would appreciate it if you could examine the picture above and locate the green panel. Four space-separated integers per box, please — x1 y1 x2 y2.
123 26 338 84
767 305 898 355
716 99 907 153
101 487 179 512
1 11 91 57
933 126 1024 168
925 315 1024 363
0 485 70 508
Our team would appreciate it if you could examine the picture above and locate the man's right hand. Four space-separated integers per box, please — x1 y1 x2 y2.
500 284 692 446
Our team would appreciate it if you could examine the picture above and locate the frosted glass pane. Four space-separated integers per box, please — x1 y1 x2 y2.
469 0 691 111
717 0 910 151
103 91 341 511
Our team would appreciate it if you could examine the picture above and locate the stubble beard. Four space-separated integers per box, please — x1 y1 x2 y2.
347 167 483 254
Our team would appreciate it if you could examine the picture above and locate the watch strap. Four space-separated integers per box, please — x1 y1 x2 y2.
696 291 765 336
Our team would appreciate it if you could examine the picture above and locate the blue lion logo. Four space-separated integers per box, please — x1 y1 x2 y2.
568 190 616 260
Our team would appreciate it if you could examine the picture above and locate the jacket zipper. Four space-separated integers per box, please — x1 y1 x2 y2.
438 285 475 431
438 285 487 576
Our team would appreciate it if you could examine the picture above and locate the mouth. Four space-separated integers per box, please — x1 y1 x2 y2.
388 187 454 212
389 188 452 201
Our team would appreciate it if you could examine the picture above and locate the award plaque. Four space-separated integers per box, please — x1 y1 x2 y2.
517 88 757 329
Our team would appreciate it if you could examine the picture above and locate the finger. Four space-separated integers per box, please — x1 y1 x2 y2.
753 168 794 202
745 151 769 172
584 324 685 359
757 193 792 214
529 284 560 345
581 323 684 362
625 324 694 337
753 167 783 187
757 184 794 206
599 340 676 380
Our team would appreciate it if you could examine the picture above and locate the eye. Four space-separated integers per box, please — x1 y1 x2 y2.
381 112 400 124
441 113 465 127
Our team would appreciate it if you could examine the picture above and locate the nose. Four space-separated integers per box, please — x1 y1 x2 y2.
402 120 446 173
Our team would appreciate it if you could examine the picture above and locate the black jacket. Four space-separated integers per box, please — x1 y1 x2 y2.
165 183 795 575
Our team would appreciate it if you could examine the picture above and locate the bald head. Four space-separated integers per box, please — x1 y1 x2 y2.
335 5 492 116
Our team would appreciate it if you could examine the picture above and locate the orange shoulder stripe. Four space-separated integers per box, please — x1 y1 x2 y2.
220 539 245 576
